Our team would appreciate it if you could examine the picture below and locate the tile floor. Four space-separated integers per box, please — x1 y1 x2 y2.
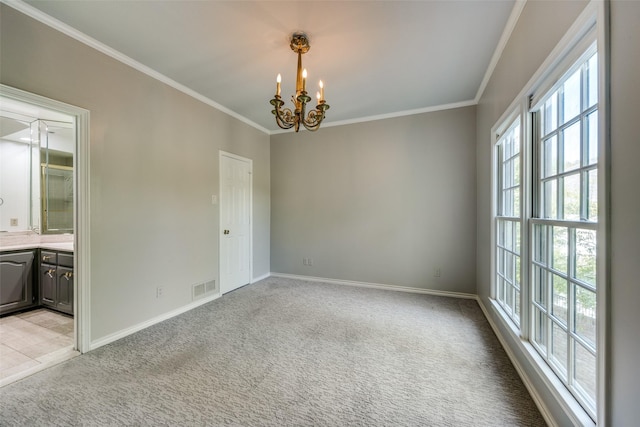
0 308 74 381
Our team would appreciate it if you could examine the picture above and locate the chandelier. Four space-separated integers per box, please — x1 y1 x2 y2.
270 33 330 132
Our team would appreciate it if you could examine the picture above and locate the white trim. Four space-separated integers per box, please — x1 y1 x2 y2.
475 0 527 103
252 272 270 283
488 2 599 138
0 84 91 354
477 299 558 427
1 0 270 136
479 298 596 427
89 293 221 351
270 273 477 300
269 100 477 134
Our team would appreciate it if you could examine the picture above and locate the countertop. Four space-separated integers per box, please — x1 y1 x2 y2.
0 241 74 252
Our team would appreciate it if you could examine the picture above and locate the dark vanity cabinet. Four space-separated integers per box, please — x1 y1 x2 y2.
0 250 36 316
40 250 74 315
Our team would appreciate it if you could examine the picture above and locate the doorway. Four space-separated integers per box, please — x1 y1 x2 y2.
219 151 252 294
0 84 90 385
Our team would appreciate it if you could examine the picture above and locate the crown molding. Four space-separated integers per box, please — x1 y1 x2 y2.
1 0 271 135
270 99 477 135
475 0 527 103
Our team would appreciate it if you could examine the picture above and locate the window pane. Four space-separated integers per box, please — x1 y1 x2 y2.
562 69 581 124
544 95 558 134
552 226 568 272
533 266 547 307
504 160 512 188
515 289 521 320
586 111 598 165
505 282 514 313
574 342 596 407
543 136 558 178
544 179 558 219
505 220 513 251
563 122 581 172
552 274 568 325
497 220 505 246
505 252 513 281
533 307 548 351
552 322 568 378
563 174 581 220
497 276 505 301
497 248 505 275
515 255 521 287
513 156 520 185
575 285 597 346
514 188 520 217
534 224 547 265
575 229 597 286
515 222 521 255
587 169 598 221
586 53 598 109
503 189 513 216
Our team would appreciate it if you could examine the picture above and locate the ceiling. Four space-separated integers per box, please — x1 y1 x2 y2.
19 1 518 134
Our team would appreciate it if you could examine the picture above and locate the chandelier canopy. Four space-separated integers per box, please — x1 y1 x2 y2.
270 33 330 132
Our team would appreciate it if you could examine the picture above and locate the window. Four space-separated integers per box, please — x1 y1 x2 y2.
495 118 522 326
492 43 600 421
530 49 598 416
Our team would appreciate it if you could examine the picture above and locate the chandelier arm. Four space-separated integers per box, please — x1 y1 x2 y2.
271 96 295 129
301 102 330 131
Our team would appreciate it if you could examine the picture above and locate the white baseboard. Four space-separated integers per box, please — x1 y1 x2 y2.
89 293 221 351
476 298 559 427
252 272 271 283
270 272 478 300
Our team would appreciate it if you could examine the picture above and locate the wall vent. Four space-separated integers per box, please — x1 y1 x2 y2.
192 279 217 300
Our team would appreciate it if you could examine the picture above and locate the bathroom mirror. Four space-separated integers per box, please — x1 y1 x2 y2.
0 98 74 234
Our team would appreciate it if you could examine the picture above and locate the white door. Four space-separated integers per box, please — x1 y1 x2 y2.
219 152 252 294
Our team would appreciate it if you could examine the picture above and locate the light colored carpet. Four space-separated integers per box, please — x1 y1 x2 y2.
0 277 546 426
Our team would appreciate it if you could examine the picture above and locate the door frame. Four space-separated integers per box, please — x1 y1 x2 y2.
218 150 253 294
1 84 91 353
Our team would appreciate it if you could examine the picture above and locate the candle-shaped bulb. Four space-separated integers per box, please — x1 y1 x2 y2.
316 91 321 102
319 80 324 101
302 69 307 92
276 74 281 97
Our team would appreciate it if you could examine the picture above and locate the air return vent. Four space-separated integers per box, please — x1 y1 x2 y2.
192 279 217 300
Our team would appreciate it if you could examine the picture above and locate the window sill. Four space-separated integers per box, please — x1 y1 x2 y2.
486 298 595 427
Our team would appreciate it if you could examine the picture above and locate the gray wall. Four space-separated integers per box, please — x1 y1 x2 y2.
609 2 640 424
0 5 270 343
271 107 477 294
477 0 640 424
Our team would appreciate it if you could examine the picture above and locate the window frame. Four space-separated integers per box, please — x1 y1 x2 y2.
493 115 524 327
489 2 608 425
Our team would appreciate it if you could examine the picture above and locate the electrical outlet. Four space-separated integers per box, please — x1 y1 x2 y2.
434 267 441 278
156 287 164 298
302 258 314 266
10 218 18 227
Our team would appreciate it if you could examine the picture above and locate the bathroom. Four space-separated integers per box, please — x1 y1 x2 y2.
0 95 77 385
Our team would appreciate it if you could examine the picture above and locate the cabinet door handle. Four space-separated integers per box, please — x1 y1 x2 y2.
46 269 55 277
64 272 73 279
43 255 51 261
